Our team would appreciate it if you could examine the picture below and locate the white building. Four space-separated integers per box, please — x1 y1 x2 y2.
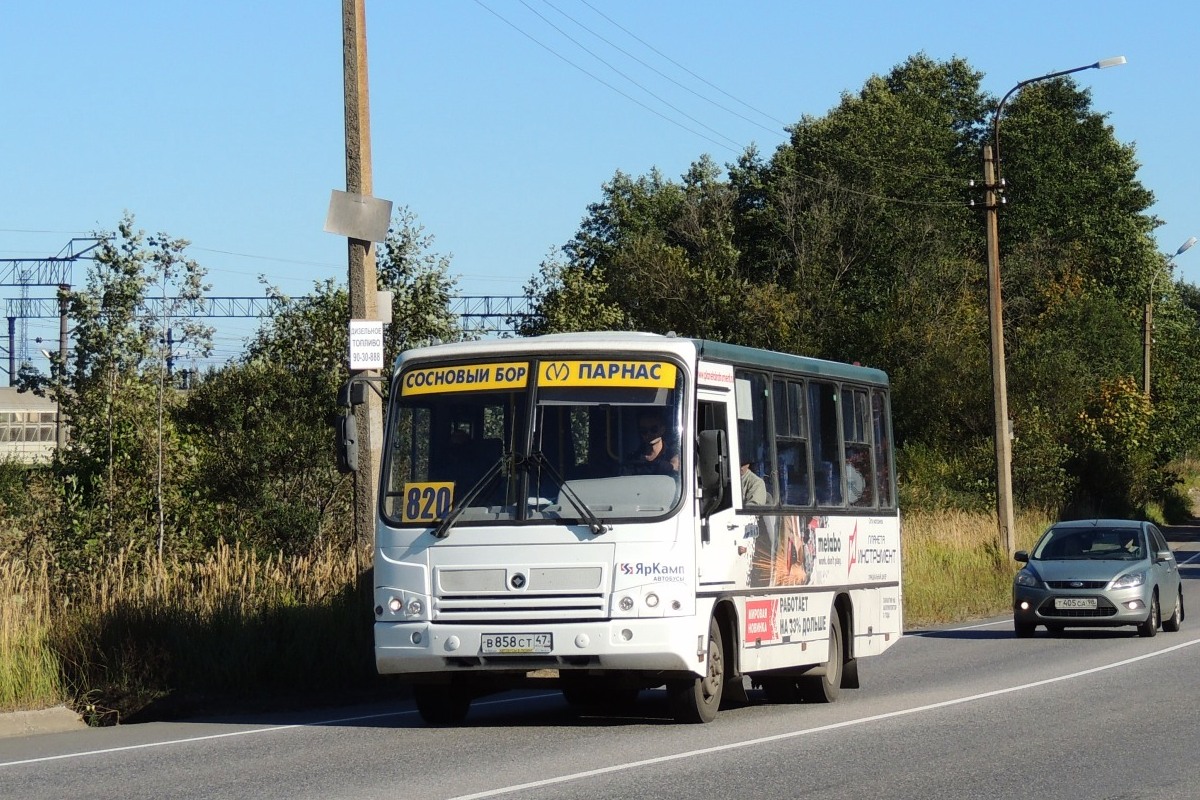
0 387 57 464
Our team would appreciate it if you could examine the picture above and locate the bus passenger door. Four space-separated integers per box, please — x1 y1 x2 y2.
696 394 743 589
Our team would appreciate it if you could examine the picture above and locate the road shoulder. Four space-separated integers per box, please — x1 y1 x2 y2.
0 705 86 739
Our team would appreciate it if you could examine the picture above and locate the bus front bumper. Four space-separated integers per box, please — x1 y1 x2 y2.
375 617 704 675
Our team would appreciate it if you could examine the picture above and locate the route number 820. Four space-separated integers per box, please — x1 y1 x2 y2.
401 482 454 523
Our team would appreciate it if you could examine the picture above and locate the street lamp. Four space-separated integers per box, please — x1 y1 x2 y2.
983 56 1126 558
1144 236 1197 399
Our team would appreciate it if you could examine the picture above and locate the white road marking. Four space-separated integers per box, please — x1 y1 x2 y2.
445 637 1200 800
0 694 555 769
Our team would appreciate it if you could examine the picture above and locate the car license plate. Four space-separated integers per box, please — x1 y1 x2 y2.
1055 597 1097 610
480 633 553 654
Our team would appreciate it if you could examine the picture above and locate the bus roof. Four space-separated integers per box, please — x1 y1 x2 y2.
691 338 889 387
393 332 888 387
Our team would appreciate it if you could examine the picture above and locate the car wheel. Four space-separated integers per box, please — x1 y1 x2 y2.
1014 620 1036 638
1137 593 1160 638
1162 588 1184 633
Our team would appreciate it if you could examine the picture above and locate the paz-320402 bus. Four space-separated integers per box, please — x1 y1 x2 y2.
342 332 902 725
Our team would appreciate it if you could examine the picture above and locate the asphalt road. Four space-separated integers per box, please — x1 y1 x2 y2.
3 533 1197 800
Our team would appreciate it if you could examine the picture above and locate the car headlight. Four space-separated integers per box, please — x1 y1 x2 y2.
1014 570 1040 588
1110 571 1145 589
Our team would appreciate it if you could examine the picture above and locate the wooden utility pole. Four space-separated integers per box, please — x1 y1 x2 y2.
342 0 382 548
983 144 1016 559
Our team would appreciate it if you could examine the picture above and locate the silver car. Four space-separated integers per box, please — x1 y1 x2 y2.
1012 519 1184 637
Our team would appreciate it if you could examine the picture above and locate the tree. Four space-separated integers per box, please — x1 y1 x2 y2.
39 214 212 566
376 206 467 356
176 208 465 555
523 53 1186 514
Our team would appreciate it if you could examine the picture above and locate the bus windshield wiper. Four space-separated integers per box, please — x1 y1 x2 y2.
523 452 609 536
432 455 507 539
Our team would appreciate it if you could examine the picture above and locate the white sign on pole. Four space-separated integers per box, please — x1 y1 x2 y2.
348 319 384 370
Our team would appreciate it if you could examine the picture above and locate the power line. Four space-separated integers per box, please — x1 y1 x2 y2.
473 0 741 155
546 0 785 138
517 0 744 150
577 0 789 129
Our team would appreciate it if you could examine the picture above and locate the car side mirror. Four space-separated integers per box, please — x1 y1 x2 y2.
1155 549 1173 564
1014 550 1029 563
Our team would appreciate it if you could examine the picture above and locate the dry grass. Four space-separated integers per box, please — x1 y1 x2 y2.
0 557 65 712
2 510 1054 717
902 509 1050 626
2 540 377 722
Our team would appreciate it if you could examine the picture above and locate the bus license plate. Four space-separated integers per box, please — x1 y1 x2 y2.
481 633 553 654
1055 597 1097 610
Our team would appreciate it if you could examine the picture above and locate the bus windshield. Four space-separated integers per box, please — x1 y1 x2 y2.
382 358 685 527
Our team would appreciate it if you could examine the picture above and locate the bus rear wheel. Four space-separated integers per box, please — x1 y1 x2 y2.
797 606 843 704
413 683 472 726
668 616 724 723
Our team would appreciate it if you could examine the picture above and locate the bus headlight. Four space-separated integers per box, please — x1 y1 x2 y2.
619 596 635 612
387 596 403 613
406 598 424 617
644 592 660 609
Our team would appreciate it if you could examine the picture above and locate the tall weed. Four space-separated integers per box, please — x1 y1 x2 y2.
902 509 1050 625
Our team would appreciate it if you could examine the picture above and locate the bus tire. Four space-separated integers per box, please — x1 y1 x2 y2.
669 616 724 723
414 683 472 726
797 606 842 704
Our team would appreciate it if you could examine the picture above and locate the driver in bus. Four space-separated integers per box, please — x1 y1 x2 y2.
625 410 680 475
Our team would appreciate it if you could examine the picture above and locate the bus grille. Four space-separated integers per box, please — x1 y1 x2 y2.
433 564 608 621
434 593 607 621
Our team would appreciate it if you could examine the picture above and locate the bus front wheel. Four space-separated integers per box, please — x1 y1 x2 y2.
668 616 724 723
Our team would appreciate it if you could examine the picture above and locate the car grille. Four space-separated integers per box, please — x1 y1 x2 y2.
1045 580 1108 589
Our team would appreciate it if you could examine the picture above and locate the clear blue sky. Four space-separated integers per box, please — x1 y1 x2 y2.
2 1 1196 371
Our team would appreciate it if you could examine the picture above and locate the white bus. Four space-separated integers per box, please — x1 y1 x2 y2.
354 332 902 725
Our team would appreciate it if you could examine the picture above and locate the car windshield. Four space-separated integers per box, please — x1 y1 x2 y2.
1032 527 1144 560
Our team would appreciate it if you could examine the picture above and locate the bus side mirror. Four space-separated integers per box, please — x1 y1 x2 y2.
698 429 727 516
335 412 358 473
337 380 369 408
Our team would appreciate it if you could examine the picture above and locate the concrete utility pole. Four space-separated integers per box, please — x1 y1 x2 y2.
342 0 382 548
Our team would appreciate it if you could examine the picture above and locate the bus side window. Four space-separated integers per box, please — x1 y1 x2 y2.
735 370 777 505
808 381 842 505
872 390 895 508
843 387 875 508
773 378 811 506
698 400 732 515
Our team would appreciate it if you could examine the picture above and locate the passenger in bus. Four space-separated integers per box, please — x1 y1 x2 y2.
846 454 868 506
625 410 680 475
740 460 767 505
